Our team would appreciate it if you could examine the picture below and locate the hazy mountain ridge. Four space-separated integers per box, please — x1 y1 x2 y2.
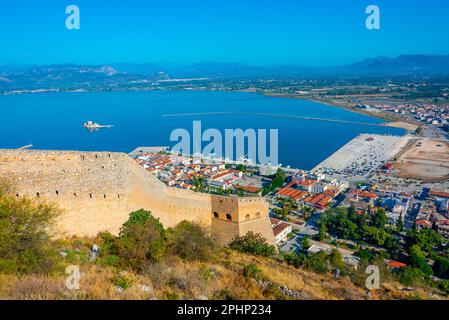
1 54 449 91
341 54 449 75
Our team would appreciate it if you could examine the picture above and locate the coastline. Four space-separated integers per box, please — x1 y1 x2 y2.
258 91 420 129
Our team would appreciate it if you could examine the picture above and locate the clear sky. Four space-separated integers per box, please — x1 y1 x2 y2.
0 0 448 66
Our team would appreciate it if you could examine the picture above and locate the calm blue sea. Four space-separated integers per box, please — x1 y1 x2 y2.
0 90 404 170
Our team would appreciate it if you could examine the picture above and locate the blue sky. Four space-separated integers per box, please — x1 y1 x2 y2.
0 0 448 66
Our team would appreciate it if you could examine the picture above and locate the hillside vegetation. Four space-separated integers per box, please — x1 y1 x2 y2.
0 180 447 300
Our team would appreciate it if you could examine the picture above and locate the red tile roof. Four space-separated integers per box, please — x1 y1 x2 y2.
430 191 449 199
304 193 332 209
272 221 291 237
297 179 317 187
388 260 407 268
416 219 432 227
235 184 261 193
277 188 307 201
352 189 378 200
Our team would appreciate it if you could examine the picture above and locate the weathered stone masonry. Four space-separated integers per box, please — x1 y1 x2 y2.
0 150 275 245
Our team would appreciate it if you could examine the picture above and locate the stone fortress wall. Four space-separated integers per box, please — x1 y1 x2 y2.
0 150 275 245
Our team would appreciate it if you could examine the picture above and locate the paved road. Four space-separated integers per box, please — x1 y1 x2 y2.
405 198 421 229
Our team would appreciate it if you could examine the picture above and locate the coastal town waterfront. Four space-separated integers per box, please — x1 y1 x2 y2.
130 125 449 261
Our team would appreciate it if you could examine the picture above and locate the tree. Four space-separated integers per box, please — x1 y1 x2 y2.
433 256 449 279
319 222 327 241
169 221 217 261
301 235 311 250
229 232 276 257
235 164 246 172
415 126 424 135
283 252 305 268
347 204 356 217
304 252 329 274
0 181 60 274
406 228 445 254
116 210 167 271
329 249 345 270
121 209 157 230
409 245 433 277
269 168 286 191
396 215 404 233
397 267 424 286
356 249 375 263
362 225 388 246
436 279 449 295
372 207 388 229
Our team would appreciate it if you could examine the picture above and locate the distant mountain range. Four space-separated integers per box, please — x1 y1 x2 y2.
1 54 449 91
109 55 449 77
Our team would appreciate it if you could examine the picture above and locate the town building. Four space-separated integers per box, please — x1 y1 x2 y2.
270 218 292 245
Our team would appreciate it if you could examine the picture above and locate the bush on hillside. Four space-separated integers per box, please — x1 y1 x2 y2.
433 256 449 280
396 267 424 287
242 264 262 279
303 252 329 274
436 279 449 295
115 210 167 271
169 221 217 262
0 180 60 274
229 232 276 257
283 252 305 268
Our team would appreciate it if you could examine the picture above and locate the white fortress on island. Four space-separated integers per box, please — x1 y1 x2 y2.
83 120 114 129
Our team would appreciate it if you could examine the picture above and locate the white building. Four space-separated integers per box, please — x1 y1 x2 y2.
312 182 328 194
270 218 292 245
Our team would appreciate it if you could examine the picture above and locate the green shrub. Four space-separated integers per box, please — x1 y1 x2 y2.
111 274 134 289
165 292 180 300
304 252 329 274
99 231 118 255
396 267 424 286
436 279 449 295
98 255 120 268
199 267 216 282
64 249 89 265
433 256 449 280
229 232 276 257
116 210 167 271
329 249 345 270
409 249 433 277
169 221 217 261
301 235 311 250
243 264 262 279
283 252 305 268
0 188 60 275
356 249 375 263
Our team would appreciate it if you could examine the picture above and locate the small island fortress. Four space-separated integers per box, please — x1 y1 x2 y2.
83 120 113 129
0 149 275 245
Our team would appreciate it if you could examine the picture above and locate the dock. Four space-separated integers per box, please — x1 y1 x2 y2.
162 111 385 127
17 144 33 150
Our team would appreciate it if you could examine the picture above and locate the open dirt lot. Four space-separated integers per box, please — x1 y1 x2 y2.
394 138 449 182
383 121 419 131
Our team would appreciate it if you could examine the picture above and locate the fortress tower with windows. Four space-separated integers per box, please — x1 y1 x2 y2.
0 150 275 245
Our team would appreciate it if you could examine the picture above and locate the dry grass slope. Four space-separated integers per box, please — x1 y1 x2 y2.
0 246 443 300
